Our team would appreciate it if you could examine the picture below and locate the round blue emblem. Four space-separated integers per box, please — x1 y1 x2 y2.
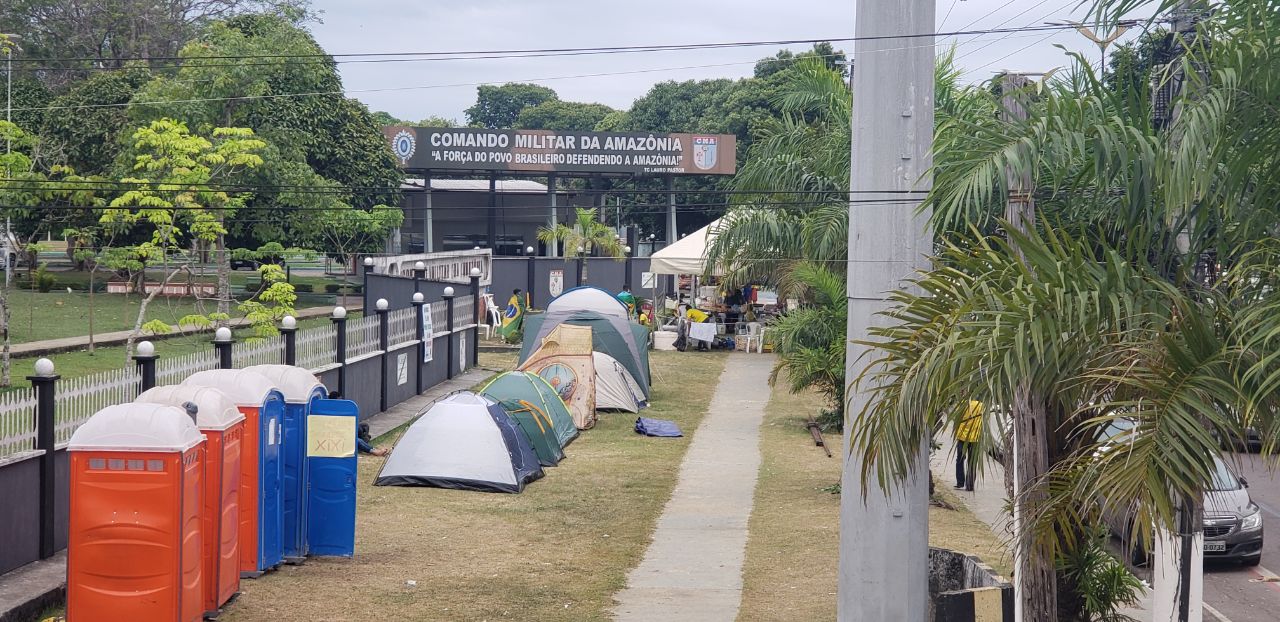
391 130 416 163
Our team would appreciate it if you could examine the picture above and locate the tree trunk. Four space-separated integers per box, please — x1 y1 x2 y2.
0 280 9 387
215 231 230 326
125 266 184 362
1013 384 1058 621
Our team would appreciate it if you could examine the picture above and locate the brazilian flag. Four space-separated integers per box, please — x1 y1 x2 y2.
498 293 526 343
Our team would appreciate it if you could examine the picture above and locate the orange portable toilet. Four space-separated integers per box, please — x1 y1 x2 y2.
183 369 286 575
67 403 205 622
136 385 246 615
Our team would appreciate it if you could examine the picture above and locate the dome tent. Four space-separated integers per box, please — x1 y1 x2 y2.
546 285 630 320
374 392 543 493
520 309 650 398
480 371 578 449
518 324 598 430
593 352 646 413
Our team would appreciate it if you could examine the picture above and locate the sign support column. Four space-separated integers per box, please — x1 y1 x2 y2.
547 174 558 258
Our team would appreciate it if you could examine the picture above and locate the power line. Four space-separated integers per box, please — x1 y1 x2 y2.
9 28 1100 115
8 24 1101 66
0 197 928 213
0 177 927 195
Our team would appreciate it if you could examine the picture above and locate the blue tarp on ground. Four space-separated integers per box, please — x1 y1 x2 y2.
635 417 683 437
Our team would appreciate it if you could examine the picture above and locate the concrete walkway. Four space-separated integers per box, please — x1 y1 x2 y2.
363 367 494 440
11 303 361 357
612 353 773 622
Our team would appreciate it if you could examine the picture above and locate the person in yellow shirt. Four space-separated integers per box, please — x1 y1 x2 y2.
954 400 982 491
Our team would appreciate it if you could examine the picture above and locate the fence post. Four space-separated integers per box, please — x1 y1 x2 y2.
624 226 636 291
412 293 426 395
332 306 348 398
576 246 585 286
375 298 390 413
213 326 234 369
525 246 536 308
362 257 374 312
28 358 59 560
134 340 158 392
469 268 481 367
413 261 425 295
443 287 456 380
280 315 297 366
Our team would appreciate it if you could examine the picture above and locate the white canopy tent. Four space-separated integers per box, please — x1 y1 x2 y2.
649 218 723 276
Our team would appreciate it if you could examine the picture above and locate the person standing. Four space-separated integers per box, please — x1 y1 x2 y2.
617 285 638 319
954 400 982 491
498 288 527 343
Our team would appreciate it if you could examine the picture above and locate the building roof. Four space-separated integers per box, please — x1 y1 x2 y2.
402 179 552 193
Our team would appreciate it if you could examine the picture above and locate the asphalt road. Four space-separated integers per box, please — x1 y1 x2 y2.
1201 452 1280 621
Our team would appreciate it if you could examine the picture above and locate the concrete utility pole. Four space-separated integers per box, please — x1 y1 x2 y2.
839 1 933 620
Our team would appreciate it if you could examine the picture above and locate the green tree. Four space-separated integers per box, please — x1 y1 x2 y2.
464 83 558 128
855 0 1280 616
39 68 153 174
513 100 616 131
105 119 266 355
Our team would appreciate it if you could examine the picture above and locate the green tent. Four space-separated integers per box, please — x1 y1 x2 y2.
481 371 579 451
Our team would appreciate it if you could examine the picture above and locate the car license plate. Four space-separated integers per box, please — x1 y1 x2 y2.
1204 541 1226 553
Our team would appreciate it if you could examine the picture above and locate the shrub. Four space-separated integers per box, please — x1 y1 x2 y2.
32 264 57 293
325 283 342 294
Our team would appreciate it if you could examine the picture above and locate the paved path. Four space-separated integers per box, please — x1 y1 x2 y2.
612 353 773 622
10 303 361 357
363 367 494 440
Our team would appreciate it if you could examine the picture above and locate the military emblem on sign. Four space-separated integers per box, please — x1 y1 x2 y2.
692 135 718 170
391 129 416 165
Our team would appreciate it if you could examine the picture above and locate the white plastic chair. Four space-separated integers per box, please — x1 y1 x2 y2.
743 322 766 353
482 294 503 339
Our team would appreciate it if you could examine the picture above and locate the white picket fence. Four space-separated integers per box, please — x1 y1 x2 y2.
54 368 141 447
346 315 381 359
297 322 337 370
456 295 476 328
0 388 38 461
232 338 285 368
156 350 220 387
388 308 417 345
430 302 449 337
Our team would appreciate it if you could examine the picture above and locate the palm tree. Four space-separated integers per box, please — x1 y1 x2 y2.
853 1 1280 617
767 262 847 426
537 207 625 259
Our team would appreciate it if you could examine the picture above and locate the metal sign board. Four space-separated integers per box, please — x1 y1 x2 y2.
422 309 434 362
383 127 737 175
396 353 408 386
641 272 655 288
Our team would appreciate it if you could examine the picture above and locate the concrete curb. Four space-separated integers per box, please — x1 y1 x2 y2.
0 552 65 622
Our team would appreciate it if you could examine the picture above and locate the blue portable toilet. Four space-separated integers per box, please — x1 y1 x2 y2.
182 369 286 576
304 398 358 557
245 364 327 561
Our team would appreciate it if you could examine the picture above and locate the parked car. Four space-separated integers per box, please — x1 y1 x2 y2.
1098 419 1263 567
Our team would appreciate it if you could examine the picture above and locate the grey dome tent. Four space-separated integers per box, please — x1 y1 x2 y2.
593 352 646 412
374 392 543 493
546 286 630 320
520 310 650 398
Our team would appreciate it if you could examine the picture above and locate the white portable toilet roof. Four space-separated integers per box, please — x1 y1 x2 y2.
245 365 326 403
136 385 245 431
182 369 281 407
69 403 205 453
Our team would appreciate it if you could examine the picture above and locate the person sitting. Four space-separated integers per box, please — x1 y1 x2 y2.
357 422 388 457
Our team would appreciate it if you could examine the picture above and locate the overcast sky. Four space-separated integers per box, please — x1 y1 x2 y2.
307 0 1148 123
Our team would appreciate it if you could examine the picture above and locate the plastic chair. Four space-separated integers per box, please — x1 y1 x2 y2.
743 322 765 353
483 294 503 339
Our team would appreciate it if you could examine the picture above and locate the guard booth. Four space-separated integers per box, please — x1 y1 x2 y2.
245 364 327 561
183 370 286 576
135 385 246 615
305 398 359 557
66 403 205 622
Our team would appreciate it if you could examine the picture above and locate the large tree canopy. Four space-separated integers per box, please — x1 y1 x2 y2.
464 83 558 128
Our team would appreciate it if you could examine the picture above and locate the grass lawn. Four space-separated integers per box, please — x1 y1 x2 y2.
0 316 340 387
736 384 1011 621
220 350 730 622
4 287 336 344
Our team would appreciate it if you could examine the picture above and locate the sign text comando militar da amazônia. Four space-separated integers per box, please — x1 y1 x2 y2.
383 127 737 176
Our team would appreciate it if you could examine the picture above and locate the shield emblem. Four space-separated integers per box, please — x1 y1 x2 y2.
693 136 718 170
